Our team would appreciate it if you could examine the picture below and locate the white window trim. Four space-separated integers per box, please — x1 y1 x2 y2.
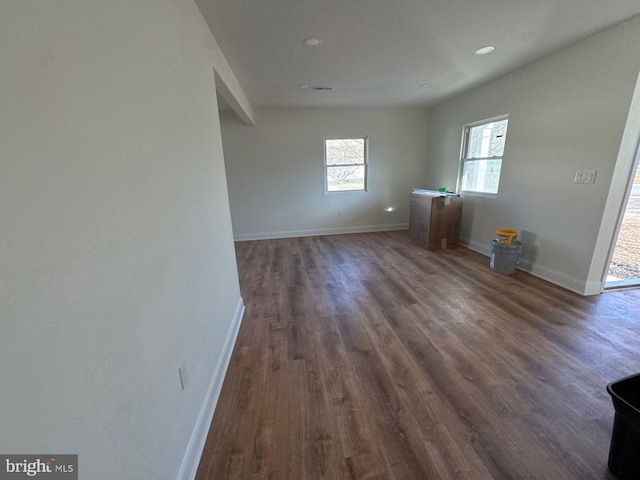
457 114 508 198
324 136 369 194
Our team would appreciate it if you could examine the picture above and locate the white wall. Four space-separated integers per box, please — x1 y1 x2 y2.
0 1 245 478
221 108 429 240
426 16 640 294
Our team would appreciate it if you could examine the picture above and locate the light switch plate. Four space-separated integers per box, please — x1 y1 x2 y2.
574 170 597 184
179 362 189 390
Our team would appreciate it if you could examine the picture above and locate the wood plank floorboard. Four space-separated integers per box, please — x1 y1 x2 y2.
196 231 640 479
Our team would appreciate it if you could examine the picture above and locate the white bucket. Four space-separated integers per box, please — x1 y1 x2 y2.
490 240 522 275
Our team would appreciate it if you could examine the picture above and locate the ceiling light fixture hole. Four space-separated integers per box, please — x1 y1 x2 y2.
474 46 495 55
303 37 322 47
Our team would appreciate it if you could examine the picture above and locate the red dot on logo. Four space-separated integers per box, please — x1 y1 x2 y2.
46 461 52 465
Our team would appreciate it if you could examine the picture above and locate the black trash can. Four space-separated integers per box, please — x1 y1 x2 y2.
607 373 640 480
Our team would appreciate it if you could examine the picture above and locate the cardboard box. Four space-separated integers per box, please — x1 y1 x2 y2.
408 189 463 250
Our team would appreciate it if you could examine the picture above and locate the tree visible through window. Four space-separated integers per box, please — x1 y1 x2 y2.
325 137 367 192
459 117 508 195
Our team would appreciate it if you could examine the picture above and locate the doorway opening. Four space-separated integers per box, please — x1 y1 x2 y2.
606 163 640 289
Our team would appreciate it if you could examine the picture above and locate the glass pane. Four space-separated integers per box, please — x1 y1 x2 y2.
326 138 365 166
467 119 508 159
461 159 502 194
327 165 365 191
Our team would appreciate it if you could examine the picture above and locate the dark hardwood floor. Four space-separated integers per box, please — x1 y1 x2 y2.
196 231 640 479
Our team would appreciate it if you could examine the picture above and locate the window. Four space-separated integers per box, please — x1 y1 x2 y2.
459 116 508 195
324 137 368 193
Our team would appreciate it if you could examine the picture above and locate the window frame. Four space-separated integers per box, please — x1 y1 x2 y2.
324 136 369 194
457 115 509 197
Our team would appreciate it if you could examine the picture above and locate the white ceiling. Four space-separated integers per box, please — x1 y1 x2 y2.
196 0 640 109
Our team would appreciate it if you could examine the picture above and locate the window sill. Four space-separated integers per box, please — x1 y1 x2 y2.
459 191 498 199
325 189 367 194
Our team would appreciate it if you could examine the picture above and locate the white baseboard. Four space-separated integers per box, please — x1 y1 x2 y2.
176 297 245 480
234 223 408 241
583 280 605 296
461 238 589 295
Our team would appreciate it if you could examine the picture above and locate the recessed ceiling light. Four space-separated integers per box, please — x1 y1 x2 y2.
419 83 432 89
474 46 495 55
303 37 322 47
298 84 310 89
